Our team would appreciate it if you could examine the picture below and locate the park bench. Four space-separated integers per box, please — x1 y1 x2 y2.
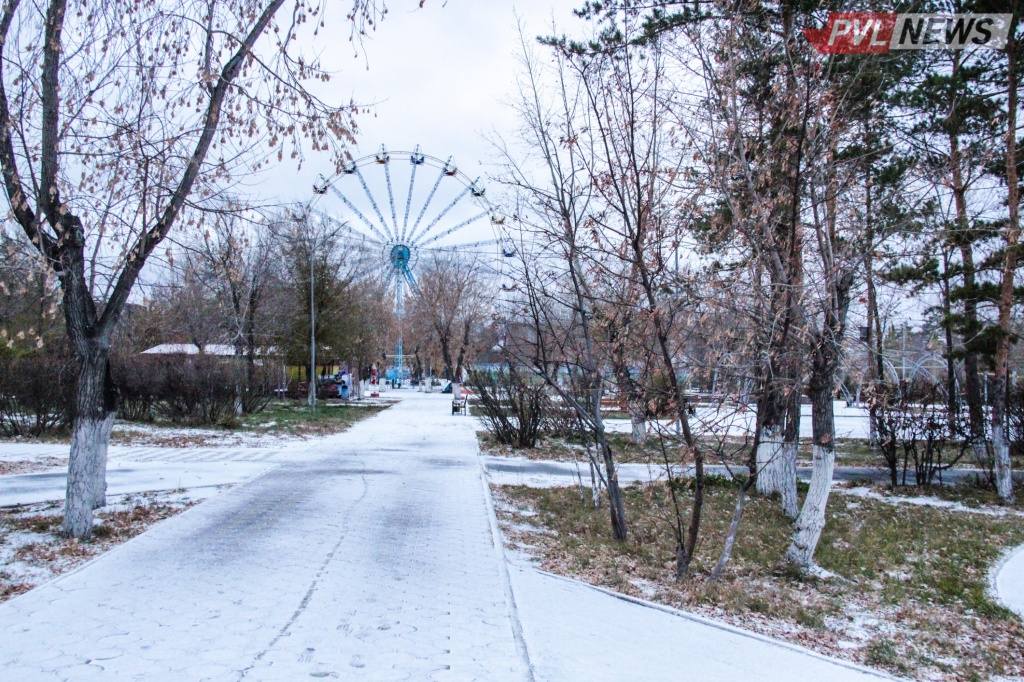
452 397 468 415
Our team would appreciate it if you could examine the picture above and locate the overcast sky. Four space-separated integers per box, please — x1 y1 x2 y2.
253 0 583 205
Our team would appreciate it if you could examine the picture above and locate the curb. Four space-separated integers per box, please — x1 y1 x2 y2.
989 541 1024 619
525 565 900 680
475 456 536 681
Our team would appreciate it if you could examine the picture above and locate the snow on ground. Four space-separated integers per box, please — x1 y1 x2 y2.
483 454 674 489
507 560 891 681
0 460 275 507
0 390 895 681
111 422 294 448
992 543 1024 620
1 487 220 603
601 400 872 439
838 485 1024 518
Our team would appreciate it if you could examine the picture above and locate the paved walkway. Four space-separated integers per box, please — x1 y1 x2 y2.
993 543 1024 620
1 391 890 680
0 461 276 507
1 392 530 680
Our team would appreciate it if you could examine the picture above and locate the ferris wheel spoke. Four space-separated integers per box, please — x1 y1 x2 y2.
384 162 400 239
401 160 420 243
407 163 448 244
410 186 471 246
353 166 396 242
416 210 490 248
310 210 386 249
422 237 503 253
325 185 391 244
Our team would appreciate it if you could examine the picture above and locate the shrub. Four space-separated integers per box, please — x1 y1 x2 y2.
114 354 275 426
469 365 548 448
869 381 968 488
0 355 74 437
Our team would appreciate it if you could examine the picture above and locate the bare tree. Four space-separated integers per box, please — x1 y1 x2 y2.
499 31 629 540
563 31 709 576
992 18 1020 501
0 0 383 537
409 253 488 389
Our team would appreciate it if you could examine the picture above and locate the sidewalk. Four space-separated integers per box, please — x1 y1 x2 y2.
1 391 890 680
0 392 530 680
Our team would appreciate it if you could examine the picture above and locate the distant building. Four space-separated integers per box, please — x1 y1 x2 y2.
140 344 277 356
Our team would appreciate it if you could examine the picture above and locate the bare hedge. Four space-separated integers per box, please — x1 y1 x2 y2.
0 355 74 437
114 355 276 426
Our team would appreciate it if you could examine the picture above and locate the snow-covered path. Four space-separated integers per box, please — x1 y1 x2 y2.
1 391 890 680
0 392 530 680
0 460 276 506
993 543 1024 620
511 567 889 681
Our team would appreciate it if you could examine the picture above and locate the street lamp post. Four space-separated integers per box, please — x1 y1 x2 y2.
308 237 316 409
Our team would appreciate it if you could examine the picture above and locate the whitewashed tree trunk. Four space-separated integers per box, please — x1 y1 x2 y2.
787 380 839 571
993 424 1013 500
90 412 115 509
756 417 799 517
629 403 647 445
66 415 112 524
786 443 834 570
755 427 784 495
787 270 853 571
63 350 117 538
779 439 799 519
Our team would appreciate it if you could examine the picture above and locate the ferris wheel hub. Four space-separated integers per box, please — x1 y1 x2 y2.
389 243 412 269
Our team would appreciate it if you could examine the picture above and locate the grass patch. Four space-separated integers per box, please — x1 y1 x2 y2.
494 480 1024 680
239 401 385 437
479 427 985 471
1 495 199 604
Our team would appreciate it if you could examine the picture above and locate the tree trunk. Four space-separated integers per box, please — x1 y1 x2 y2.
755 424 784 496
786 381 835 571
599 438 629 541
949 102 987 466
863 162 881 449
612 343 647 445
711 483 749 581
755 382 797 517
629 404 647 445
64 348 117 537
779 388 800 519
993 22 1020 502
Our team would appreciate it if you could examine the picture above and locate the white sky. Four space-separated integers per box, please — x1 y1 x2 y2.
253 0 584 205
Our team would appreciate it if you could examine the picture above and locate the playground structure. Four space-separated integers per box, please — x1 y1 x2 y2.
312 145 509 385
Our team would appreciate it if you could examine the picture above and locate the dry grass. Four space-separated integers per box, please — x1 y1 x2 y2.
494 479 1024 681
239 402 386 438
479 430 902 469
0 494 197 604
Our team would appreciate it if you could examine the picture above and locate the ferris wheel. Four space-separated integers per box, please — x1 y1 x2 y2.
311 145 511 381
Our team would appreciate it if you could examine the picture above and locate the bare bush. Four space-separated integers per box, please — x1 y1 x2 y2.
114 356 274 427
469 366 547 449
0 355 74 437
870 382 968 488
